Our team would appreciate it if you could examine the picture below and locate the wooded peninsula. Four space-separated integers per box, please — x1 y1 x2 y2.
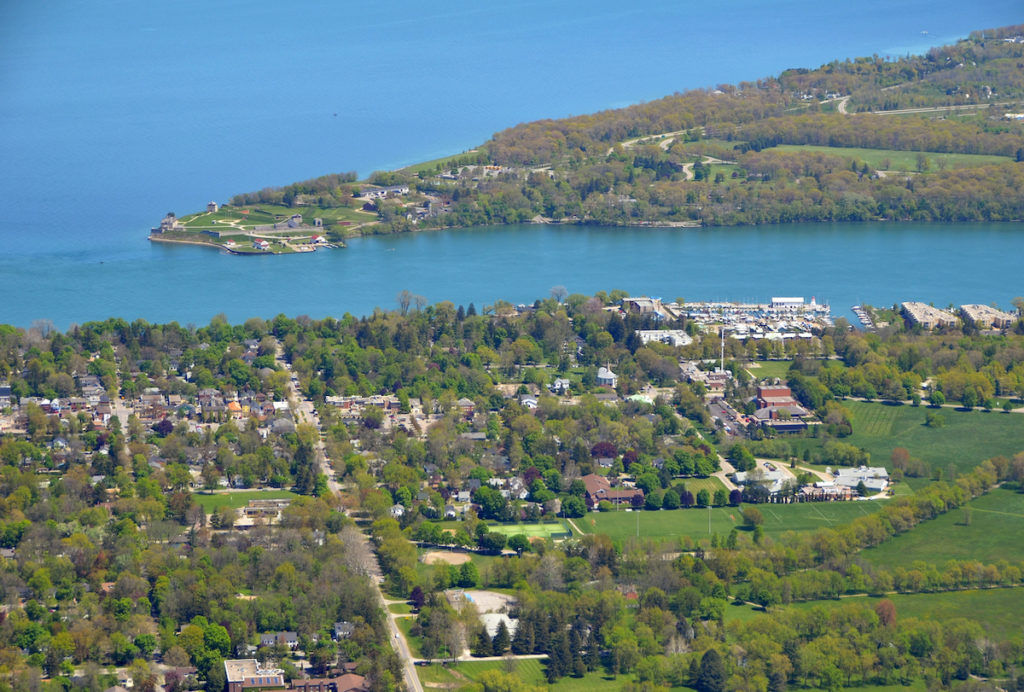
160 24 1024 249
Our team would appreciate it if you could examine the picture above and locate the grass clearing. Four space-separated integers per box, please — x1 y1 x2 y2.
421 658 626 692
771 144 1013 171
860 488 1024 567
581 500 884 543
745 360 794 381
192 489 298 512
785 588 1024 642
787 400 1024 477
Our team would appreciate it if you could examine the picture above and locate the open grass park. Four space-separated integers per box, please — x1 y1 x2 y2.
191 489 297 512
772 144 1013 171
180 203 373 232
417 658 627 692
860 487 1024 567
787 400 1024 478
745 359 795 381
579 499 885 543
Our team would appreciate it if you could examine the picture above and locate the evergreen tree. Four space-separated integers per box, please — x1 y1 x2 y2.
492 619 511 655
473 628 493 657
697 649 727 692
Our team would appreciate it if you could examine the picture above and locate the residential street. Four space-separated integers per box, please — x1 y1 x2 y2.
276 346 424 692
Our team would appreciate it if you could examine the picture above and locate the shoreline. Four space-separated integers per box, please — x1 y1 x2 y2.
149 234 342 255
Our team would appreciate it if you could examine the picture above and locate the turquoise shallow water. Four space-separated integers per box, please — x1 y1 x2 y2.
1 1 1021 327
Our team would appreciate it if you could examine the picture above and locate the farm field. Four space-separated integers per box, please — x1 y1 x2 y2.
191 489 297 512
787 401 1024 477
860 488 1024 567
579 500 884 543
771 144 1013 170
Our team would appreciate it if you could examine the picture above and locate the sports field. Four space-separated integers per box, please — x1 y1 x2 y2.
861 488 1024 567
745 360 794 381
580 500 885 543
486 521 571 538
192 489 298 512
788 401 1024 477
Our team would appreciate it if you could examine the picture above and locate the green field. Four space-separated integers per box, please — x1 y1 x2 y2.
192 489 298 512
395 617 423 658
746 360 794 381
179 203 376 233
861 488 1024 567
788 400 1024 477
399 149 485 175
784 588 1024 642
580 500 885 543
418 658 627 692
486 521 571 538
772 144 1013 171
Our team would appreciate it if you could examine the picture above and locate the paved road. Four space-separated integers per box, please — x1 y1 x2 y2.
276 347 423 692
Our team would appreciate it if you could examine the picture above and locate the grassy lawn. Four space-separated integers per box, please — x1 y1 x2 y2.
678 476 729 497
787 400 1024 477
785 588 1024 642
771 144 1012 171
192 489 298 512
179 203 375 232
745 360 793 381
580 500 884 543
860 488 1024 567
395 616 423 658
388 602 414 614
486 521 571 538
419 658 627 692
399 149 485 175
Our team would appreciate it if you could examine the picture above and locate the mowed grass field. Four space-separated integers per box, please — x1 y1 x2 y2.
418 658 626 692
746 360 794 381
772 144 1013 171
860 488 1024 567
192 489 298 512
784 588 1024 642
486 521 571 538
580 500 885 543
788 401 1024 477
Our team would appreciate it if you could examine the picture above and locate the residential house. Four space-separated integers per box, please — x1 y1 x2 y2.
259 631 298 649
549 378 571 395
333 621 355 640
581 473 643 509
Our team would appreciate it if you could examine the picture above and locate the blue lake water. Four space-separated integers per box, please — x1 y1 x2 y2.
1 1 1021 328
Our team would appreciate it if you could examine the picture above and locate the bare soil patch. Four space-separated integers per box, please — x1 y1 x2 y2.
423 550 472 565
